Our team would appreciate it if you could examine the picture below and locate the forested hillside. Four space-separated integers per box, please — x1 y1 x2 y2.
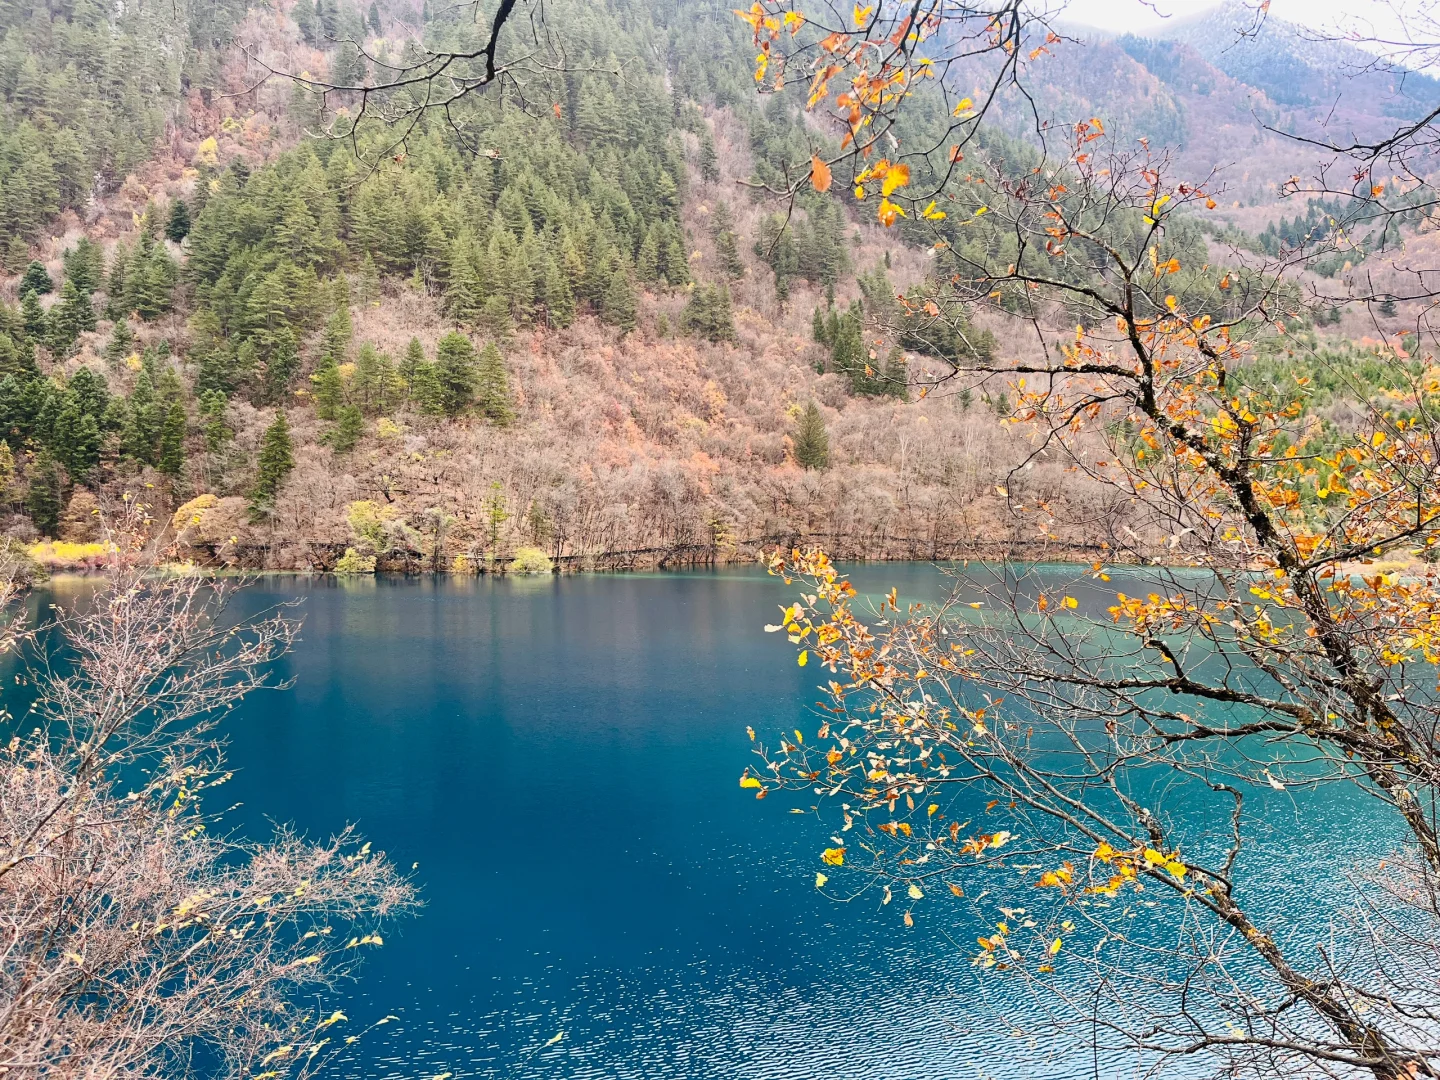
0 0 1112 571
0 0 1418 572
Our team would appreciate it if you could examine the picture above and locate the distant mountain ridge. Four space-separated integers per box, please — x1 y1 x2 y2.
980 3 1440 205
1139 1 1440 111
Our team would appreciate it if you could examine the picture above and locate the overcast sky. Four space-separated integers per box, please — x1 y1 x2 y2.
1057 0 1420 38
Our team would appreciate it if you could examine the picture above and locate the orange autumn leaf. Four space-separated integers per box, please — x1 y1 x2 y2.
810 155 833 193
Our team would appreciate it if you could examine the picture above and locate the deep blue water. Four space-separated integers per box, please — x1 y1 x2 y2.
36 565 1399 1079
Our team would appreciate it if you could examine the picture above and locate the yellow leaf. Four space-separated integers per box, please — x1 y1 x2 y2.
908 884 923 899
739 776 762 789
810 155 833 193
798 650 809 667
1049 937 1062 955
927 803 939 816
816 872 829 887
881 163 910 196
1164 295 1178 312
1062 596 1078 609
822 846 846 866
952 96 973 116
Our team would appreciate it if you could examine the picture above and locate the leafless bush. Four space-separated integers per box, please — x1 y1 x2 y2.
0 511 415 1078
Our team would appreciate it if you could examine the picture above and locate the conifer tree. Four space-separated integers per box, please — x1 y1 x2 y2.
881 346 909 400
636 229 660 283
26 453 61 536
250 412 294 516
399 337 427 404
698 128 719 183
367 0 382 34
19 261 52 296
327 405 364 452
165 199 191 242
123 369 161 465
475 342 514 425
715 226 744 280
199 390 231 455
21 291 46 342
680 284 736 343
49 279 94 353
104 244 130 321
433 332 476 417
793 402 829 470
67 368 109 422
104 319 134 365
600 269 637 333
158 401 186 478
322 304 352 363
355 253 381 307
50 401 101 480
264 328 300 404
661 236 691 287
310 353 344 421
63 238 103 295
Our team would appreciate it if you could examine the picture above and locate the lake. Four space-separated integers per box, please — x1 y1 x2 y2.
42 565 1392 1080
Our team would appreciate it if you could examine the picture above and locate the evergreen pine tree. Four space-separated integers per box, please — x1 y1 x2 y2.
158 401 186 478
104 319 134 365
793 402 829 470
295 0 317 43
475 342 514 425
264 328 300 404
26 453 62 536
881 346 909 400
635 229 660 283
433 332 476 416
123 369 161 464
48 279 94 353
105 244 130 321
19 261 52 296
698 128 719 183
50 401 101 480
310 353 344 420
250 412 295 516
63 238 104 295
355 253 381 307
715 227 743 280
21 291 46 342
600 269 637 333
399 337 427 404
322 304 353 362
67 367 109 421
680 283 736 343
165 199 191 242
199 390 231 455
327 405 364 452
367 0 382 34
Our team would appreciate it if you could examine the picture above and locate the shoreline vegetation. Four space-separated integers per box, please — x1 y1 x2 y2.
21 532 1116 576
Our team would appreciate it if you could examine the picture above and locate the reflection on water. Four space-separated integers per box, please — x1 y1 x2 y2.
29 566 1395 1079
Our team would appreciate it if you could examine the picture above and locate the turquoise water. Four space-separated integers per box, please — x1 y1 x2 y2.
42 566 1394 1079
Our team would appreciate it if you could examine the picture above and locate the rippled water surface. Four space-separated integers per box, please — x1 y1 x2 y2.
85 565 1386 1080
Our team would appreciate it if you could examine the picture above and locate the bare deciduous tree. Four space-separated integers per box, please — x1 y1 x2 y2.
0 513 415 1078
